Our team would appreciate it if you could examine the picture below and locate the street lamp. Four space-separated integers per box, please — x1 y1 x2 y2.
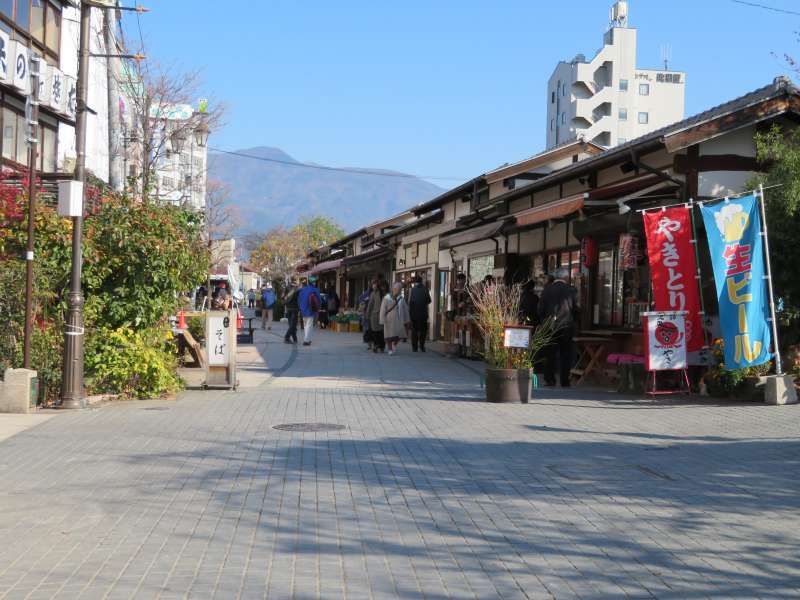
170 129 187 154
194 121 209 148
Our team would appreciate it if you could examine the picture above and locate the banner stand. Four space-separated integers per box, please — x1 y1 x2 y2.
647 369 691 397
643 311 691 397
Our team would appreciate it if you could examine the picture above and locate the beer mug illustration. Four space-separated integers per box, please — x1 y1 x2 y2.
714 204 749 243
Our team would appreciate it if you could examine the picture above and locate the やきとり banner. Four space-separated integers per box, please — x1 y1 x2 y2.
642 206 703 353
700 195 771 369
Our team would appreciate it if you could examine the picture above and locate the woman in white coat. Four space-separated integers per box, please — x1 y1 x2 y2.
379 282 411 355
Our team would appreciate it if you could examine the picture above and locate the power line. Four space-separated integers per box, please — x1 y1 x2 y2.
729 0 800 16
208 146 467 182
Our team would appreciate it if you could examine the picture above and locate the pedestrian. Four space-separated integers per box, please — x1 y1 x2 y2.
247 288 256 309
519 280 539 326
408 275 431 352
380 282 411 356
451 272 471 316
283 280 299 344
318 291 329 329
358 286 373 350
327 286 340 320
261 284 276 330
211 283 232 311
298 275 321 346
537 267 579 387
366 279 386 353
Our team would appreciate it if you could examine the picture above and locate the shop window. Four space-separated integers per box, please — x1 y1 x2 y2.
2 107 15 160
595 247 618 325
15 112 26 164
41 124 56 172
45 2 60 54
31 0 43 42
468 255 494 283
15 0 29 29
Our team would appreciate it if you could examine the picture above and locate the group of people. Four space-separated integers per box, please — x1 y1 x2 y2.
359 276 431 355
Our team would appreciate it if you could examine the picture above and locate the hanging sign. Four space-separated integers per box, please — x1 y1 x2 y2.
643 311 688 370
700 195 771 368
11 42 29 94
642 206 703 353
0 30 10 83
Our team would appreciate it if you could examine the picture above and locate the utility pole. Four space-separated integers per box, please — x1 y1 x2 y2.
105 3 124 191
60 2 92 409
22 56 41 368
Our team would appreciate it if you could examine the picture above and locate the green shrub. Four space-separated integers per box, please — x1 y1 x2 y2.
186 316 205 344
85 326 182 399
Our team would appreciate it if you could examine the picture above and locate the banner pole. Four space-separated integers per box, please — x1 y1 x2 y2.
757 184 783 376
688 200 711 362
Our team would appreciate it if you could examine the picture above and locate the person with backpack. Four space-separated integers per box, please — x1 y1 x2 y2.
283 280 299 344
297 276 321 346
537 267 578 387
261 285 277 330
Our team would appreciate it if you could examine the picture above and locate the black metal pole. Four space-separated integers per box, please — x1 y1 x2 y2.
60 2 91 409
22 58 40 369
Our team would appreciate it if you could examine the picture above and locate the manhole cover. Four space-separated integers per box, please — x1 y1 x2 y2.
273 423 346 432
142 407 170 411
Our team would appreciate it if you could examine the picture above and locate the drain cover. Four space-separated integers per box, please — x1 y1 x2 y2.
142 407 170 411
273 423 346 432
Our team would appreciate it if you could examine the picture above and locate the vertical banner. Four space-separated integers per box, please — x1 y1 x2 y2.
643 311 688 370
642 207 703 352
700 195 771 368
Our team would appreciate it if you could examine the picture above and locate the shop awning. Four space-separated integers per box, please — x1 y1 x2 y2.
342 246 392 267
514 194 584 227
308 258 342 275
439 220 506 250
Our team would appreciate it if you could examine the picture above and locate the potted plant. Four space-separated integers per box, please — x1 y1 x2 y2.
468 282 558 403
705 338 772 400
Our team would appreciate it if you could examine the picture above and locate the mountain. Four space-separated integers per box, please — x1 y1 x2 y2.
207 146 445 235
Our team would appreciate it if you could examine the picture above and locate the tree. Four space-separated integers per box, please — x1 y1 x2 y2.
204 180 240 296
751 125 800 343
250 215 346 285
120 62 224 203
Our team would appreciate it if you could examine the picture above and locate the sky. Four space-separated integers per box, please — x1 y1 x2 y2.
128 0 800 186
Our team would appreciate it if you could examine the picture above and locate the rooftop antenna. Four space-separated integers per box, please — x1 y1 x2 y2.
660 44 672 71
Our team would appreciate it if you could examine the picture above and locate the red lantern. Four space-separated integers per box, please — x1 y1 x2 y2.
581 237 598 268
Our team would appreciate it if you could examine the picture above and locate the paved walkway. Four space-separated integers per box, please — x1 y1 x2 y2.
1 324 799 599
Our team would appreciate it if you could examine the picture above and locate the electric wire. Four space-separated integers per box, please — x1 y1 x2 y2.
729 0 800 16
207 146 467 183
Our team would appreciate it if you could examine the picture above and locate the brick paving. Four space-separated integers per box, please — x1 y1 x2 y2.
1 325 799 599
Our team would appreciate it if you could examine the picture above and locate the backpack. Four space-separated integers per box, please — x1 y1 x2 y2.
309 291 320 313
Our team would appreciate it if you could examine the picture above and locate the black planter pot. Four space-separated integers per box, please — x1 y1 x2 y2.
485 368 531 404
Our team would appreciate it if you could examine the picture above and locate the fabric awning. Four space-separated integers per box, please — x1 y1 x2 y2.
308 258 342 275
342 246 392 267
439 220 506 250
514 194 584 227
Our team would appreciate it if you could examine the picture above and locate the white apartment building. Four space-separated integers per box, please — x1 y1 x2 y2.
152 102 209 211
546 1 685 149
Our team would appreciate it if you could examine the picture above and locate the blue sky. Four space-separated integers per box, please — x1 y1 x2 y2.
130 0 799 185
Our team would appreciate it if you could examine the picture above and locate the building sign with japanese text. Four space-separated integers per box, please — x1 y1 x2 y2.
700 195 771 369
643 311 688 371
11 41 29 94
0 30 9 83
643 206 703 353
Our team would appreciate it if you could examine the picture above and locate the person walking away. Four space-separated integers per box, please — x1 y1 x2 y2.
283 281 300 344
366 279 386 353
327 286 340 320
318 291 329 329
358 287 373 350
247 288 256 309
298 276 321 346
380 282 411 356
537 267 579 387
408 275 431 352
261 285 276 330
519 280 539 326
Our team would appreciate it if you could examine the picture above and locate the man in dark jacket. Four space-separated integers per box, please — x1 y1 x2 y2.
408 276 431 352
537 268 579 387
283 280 299 344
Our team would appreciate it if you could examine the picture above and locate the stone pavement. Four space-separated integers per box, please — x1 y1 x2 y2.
1 323 799 599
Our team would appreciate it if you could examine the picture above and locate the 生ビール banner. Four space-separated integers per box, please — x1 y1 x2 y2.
642 206 703 353
700 195 771 369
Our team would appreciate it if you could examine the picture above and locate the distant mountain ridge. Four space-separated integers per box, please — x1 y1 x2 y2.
207 146 445 235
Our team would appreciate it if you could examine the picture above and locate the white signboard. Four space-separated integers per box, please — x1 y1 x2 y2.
0 30 10 83
503 327 531 349
12 42 29 93
49 68 64 112
64 76 77 119
643 311 688 371
207 314 231 366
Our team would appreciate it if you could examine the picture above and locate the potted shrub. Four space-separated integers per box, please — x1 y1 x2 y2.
468 282 558 403
705 338 772 400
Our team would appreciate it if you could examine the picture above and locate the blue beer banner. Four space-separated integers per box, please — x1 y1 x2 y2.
700 194 771 369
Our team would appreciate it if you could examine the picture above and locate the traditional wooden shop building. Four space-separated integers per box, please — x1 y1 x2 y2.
306 77 800 356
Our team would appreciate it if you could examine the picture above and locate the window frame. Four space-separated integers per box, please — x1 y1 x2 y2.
0 0 61 61
638 111 649 125
618 107 628 121
619 79 628 92
639 82 650 96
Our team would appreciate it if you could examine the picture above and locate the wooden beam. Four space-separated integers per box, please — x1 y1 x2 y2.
664 97 792 153
674 154 762 174
686 145 699 201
